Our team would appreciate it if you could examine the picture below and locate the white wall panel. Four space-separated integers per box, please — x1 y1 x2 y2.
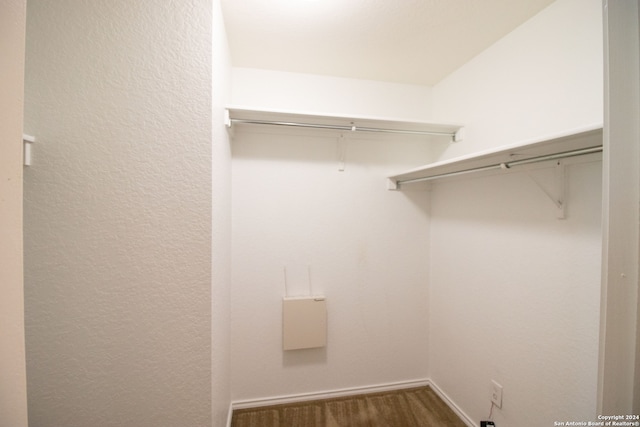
432 0 603 162
430 160 602 426
599 0 640 414
213 1 233 425
230 127 431 400
231 68 433 122
427 0 604 424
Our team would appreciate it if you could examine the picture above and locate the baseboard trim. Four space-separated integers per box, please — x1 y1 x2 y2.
428 380 476 427
231 378 430 410
225 402 233 427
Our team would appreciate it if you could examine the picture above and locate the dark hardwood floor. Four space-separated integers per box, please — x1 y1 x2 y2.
231 386 467 427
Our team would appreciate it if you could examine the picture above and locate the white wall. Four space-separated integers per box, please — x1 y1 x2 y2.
212 1 233 425
432 0 603 161
0 1 29 426
230 71 434 401
23 1 212 426
228 1 605 416
427 0 604 425
232 68 433 121
429 160 602 426
599 0 640 415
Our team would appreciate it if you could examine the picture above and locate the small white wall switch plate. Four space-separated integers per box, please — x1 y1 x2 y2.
490 380 503 408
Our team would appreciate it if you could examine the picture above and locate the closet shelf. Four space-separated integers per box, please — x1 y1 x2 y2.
225 106 464 141
388 125 603 190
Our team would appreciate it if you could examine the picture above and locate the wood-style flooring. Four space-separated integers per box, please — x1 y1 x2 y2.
231 386 467 427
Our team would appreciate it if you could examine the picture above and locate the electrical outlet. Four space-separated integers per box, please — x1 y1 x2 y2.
480 422 496 427
490 380 503 408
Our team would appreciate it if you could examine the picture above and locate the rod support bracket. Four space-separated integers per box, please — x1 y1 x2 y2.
337 134 348 171
23 134 35 166
527 161 566 219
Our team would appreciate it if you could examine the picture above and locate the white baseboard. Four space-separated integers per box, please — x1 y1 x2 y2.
229 378 476 427
428 380 476 427
225 402 233 427
231 378 430 410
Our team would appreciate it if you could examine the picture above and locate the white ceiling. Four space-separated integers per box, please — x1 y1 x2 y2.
221 0 556 86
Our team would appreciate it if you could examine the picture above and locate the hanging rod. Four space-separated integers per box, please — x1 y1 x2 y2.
228 118 458 139
396 145 603 186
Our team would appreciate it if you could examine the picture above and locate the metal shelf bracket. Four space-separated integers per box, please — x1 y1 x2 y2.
526 161 566 219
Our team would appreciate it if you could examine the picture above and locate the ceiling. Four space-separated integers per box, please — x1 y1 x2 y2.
221 0 556 86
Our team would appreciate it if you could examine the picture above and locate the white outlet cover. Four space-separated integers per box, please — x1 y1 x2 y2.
491 380 503 408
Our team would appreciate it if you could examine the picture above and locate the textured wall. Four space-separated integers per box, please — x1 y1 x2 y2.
23 1 212 426
0 1 29 426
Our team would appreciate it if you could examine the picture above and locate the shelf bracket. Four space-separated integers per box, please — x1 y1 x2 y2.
23 134 35 166
224 109 231 128
337 134 348 171
526 161 566 219
224 109 235 139
387 178 399 191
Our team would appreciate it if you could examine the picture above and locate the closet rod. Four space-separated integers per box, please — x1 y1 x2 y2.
397 145 603 186
229 118 457 138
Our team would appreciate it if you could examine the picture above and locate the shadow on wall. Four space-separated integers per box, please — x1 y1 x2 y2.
230 127 439 166
283 347 328 368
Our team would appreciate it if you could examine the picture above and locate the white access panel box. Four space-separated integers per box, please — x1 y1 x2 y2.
282 297 327 351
